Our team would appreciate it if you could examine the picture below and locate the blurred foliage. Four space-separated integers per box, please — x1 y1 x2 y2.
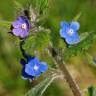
0 0 96 96
24 31 50 53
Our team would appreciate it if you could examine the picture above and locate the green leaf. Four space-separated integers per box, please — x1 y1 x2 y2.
34 32 50 50
0 20 12 29
24 32 50 53
25 74 58 96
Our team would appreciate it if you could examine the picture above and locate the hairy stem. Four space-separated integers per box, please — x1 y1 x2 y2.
19 40 28 58
48 43 82 96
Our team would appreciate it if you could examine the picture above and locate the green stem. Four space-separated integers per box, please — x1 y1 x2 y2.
48 43 82 96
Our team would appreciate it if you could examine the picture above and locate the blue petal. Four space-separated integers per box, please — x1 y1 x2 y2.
25 57 41 76
60 21 69 28
70 21 80 31
60 21 70 38
27 57 40 67
65 32 80 45
60 29 68 38
20 59 26 66
39 62 48 72
21 67 35 79
25 62 41 77
25 64 41 76
25 64 36 76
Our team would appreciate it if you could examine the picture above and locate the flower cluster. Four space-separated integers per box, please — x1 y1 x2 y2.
10 12 80 81
60 21 80 45
20 55 48 80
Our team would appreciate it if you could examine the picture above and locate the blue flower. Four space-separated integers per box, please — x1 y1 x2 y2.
20 56 48 80
11 16 30 38
60 21 80 45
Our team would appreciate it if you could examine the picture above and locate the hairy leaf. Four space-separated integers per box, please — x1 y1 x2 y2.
25 74 60 96
24 32 50 53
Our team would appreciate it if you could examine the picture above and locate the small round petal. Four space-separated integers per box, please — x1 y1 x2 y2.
65 32 80 45
12 28 22 36
25 66 41 77
18 16 26 23
60 21 69 28
25 64 36 76
28 57 40 67
60 21 70 38
60 29 68 38
20 30 29 38
70 21 80 31
12 21 21 28
39 62 48 72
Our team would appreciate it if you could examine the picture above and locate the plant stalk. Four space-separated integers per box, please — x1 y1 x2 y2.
48 44 82 96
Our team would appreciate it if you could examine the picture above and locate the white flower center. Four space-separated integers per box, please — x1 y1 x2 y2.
67 29 74 36
21 23 27 29
34 65 39 71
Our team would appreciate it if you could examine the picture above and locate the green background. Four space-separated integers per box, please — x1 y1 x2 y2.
0 0 96 96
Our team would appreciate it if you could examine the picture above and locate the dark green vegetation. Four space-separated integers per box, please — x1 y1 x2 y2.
0 0 96 96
